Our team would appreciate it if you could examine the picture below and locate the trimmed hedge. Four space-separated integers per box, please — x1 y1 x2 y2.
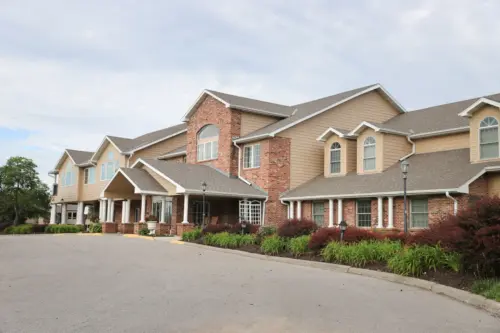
45 224 83 234
4 224 34 234
203 232 256 248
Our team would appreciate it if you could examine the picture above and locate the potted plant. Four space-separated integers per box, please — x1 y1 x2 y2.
145 215 158 235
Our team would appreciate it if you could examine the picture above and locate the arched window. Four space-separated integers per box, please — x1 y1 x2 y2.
197 125 219 161
363 136 376 171
480 117 499 160
330 142 341 174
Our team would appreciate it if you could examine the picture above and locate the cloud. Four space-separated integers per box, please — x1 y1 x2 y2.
0 0 500 184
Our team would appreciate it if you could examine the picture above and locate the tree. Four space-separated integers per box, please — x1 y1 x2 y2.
0 157 50 225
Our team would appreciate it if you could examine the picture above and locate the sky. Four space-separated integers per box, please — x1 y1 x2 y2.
1 0 500 184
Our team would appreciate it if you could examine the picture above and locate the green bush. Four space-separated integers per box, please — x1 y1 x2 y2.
288 235 311 257
4 224 34 234
139 228 150 236
260 235 288 255
238 234 257 247
388 245 460 276
321 240 402 267
258 226 277 237
471 279 500 302
45 224 82 234
202 232 256 248
182 228 202 242
88 223 102 233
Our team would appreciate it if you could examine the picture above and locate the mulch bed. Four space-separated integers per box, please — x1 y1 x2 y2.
192 239 476 292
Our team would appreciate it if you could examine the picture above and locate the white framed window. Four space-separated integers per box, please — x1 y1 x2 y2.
313 201 325 226
480 117 499 160
197 125 219 161
61 165 74 187
243 144 261 169
100 163 106 181
330 142 341 174
411 198 428 228
239 200 262 225
356 200 372 227
363 136 376 171
84 167 96 185
100 153 119 181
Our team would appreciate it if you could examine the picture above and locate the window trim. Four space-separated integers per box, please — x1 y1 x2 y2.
363 136 377 172
243 143 261 169
410 197 429 229
84 167 95 185
330 142 341 174
356 199 372 228
479 116 500 160
312 201 325 226
197 125 219 162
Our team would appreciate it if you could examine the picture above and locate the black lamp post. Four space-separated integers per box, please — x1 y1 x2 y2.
201 181 207 227
339 220 347 242
401 160 410 234
240 221 247 235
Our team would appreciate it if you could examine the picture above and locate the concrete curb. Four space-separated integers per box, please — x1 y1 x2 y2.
179 241 500 317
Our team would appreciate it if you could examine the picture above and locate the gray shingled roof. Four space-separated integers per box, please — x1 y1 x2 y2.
139 158 267 198
107 136 135 152
206 90 294 117
281 149 500 199
66 149 94 165
119 168 167 193
157 145 187 159
235 84 379 142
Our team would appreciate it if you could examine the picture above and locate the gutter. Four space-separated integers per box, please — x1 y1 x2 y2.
446 191 458 215
399 135 416 161
280 199 290 219
233 141 251 185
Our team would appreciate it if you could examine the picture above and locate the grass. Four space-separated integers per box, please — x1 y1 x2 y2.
471 279 500 302
387 245 461 276
321 240 402 267
260 235 288 255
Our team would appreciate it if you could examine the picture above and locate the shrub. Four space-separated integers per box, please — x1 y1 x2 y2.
205 232 239 248
406 218 464 250
45 224 82 234
202 224 230 234
182 228 202 242
4 224 34 234
88 223 102 233
258 226 277 237
260 235 288 255
321 240 402 267
388 245 460 276
228 223 259 235
139 228 150 236
288 235 311 257
277 219 317 238
238 234 257 247
471 279 500 302
308 227 380 251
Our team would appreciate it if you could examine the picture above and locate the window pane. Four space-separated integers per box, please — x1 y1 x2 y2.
481 143 499 159
198 125 219 139
84 169 89 184
89 167 95 184
253 144 261 167
330 149 341 173
106 162 114 180
331 162 341 173
364 145 375 158
211 140 218 159
313 202 324 226
364 158 376 171
411 199 428 228
197 144 204 161
204 141 212 160
108 151 114 160
480 127 498 144
244 146 252 168
357 200 372 227
101 164 105 180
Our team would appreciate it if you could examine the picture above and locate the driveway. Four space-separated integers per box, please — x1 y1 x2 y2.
0 235 498 333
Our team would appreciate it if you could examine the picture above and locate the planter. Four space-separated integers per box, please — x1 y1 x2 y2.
147 221 157 235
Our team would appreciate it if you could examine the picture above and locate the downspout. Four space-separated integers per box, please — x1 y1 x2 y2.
280 199 290 219
233 141 251 185
446 191 458 215
399 135 416 161
261 197 269 226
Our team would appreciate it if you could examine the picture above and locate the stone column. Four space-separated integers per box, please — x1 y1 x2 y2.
387 197 394 229
337 199 343 222
140 194 146 222
160 197 166 223
328 199 334 227
377 197 383 228
50 204 56 224
290 201 295 219
61 203 67 224
182 194 189 224
76 202 84 225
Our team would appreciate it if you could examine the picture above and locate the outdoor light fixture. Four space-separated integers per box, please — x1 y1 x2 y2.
241 221 247 235
401 159 410 234
201 181 207 228
339 220 347 242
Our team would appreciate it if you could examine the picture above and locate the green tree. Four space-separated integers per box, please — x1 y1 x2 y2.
0 157 50 225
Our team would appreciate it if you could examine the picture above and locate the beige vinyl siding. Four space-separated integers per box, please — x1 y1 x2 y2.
487 173 500 196
130 133 187 165
280 91 400 188
141 165 178 195
470 106 500 163
54 156 79 202
79 143 125 201
383 134 412 169
240 113 280 137
346 139 357 173
415 133 469 154
356 129 384 174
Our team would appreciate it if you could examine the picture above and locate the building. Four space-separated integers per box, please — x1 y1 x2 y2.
49 84 500 234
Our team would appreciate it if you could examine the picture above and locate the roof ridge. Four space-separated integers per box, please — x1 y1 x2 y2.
292 84 378 108
407 91 500 113
206 89 291 108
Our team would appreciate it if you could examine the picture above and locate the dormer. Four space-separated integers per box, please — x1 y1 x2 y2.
458 97 500 163
317 128 357 177
349 121 412 174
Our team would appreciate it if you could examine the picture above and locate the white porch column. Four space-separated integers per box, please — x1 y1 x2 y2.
182 194 189 224
50 204 56 224
297 201 302 219
377 197 383 228
290 201 295 219
328 199 334 227
337 199 343 222
160 197 167 223
388 197 394 229
125 199 131 223
76 202 84 225
121 201 127 223
100 199 107 222
107 199 114 223
140 194 146 222
61 203 67 224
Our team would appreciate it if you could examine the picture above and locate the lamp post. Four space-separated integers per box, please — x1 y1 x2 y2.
201 181 207 227
339 220 347 242
401 159 410 234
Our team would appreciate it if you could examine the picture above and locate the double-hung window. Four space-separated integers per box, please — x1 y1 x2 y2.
243 144 261 169
61 165 74 187
356 200 372 227
100 151 119 181
363 137 376 171
312 202 325 226
480 117 499 160
84 167 96 185
411 198 428 228
197 125 219 161
330 142 341 174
